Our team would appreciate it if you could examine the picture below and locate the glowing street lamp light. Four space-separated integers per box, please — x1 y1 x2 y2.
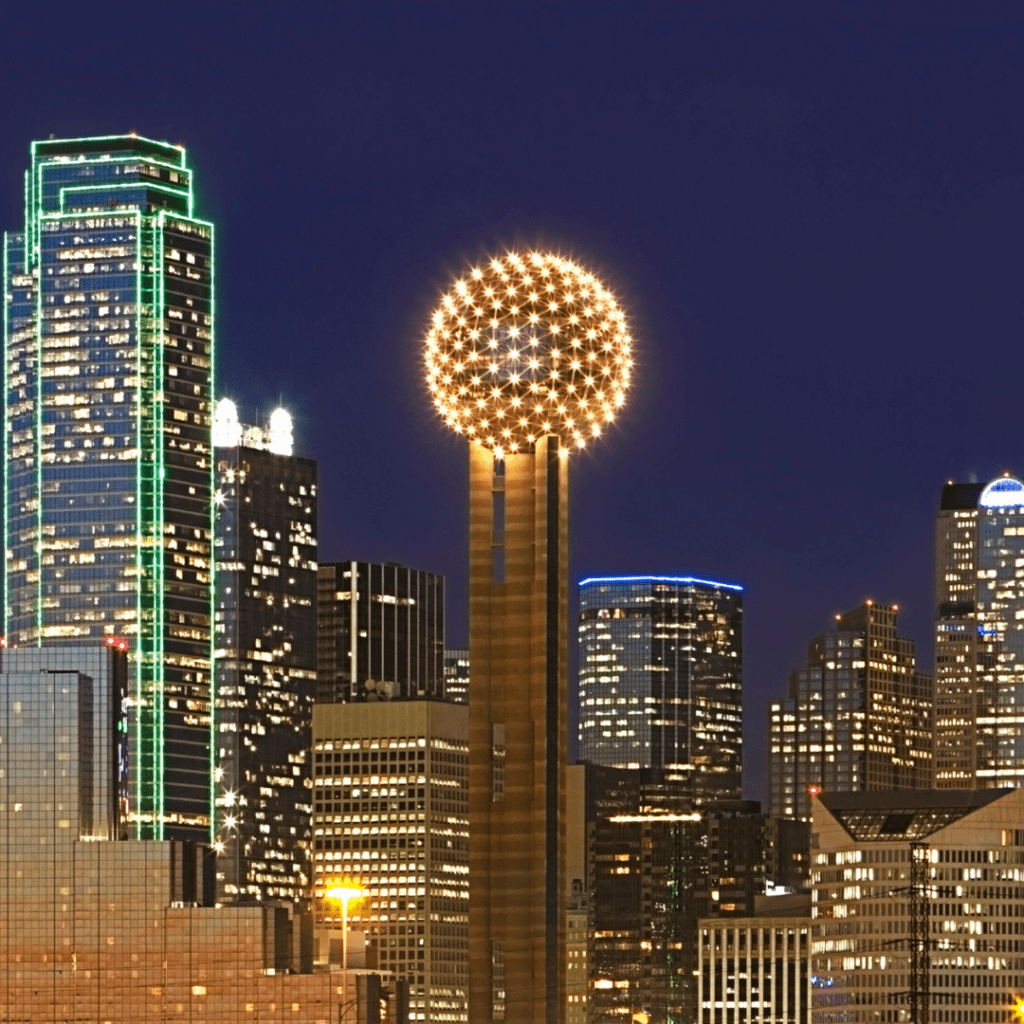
325 885 366 969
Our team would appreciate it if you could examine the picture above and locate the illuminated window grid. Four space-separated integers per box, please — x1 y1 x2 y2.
213 437 318 906
698 914 812 1024
935 480 1024 790
767 603 932 822
0 645 349 1020
317 560 445 704
443 647 470 705
812 789 1024 1024
312 701 469 1023
3 135 216 843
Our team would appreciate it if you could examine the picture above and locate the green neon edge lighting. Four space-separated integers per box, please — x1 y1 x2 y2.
142 207 158 838
60 182 193 219
34 154 193 255
23 170 31 268
135 208 146 840
34 151 189 180
154 210 166 838
27 144 36 259
34 207 43 645
19 136 210 839
34 134 186 168
43 153 193 189
207 213 217 845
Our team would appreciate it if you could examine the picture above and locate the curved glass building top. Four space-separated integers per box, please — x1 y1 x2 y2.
979 475 1024 509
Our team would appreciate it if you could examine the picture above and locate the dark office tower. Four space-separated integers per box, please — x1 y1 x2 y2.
703 803 810 914
767 601 932 821
578 575 743 802
934 476 1024 788
317 561 444 703
3 134 215 842
444 648 470 704
585 765 707 1024
212 400 318 904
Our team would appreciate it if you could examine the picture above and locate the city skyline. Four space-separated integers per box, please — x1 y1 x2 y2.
1 11 1022 1020
1 8 1022 813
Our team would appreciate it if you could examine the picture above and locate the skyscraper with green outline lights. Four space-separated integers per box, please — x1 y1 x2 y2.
3 134 215 842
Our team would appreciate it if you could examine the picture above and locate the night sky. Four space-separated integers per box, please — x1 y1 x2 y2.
3 3 1023 801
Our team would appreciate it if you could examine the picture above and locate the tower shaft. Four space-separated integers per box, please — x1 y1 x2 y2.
468 437 567 1024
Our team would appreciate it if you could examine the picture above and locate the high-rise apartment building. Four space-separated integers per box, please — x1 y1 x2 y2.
443 647 469 704
212 400 318 904
3 134 215 841
768 601 932 822
811 788 1024 1024
317 561 444 703
934 476 1024 788
312 700 469 1023
578 575 743 803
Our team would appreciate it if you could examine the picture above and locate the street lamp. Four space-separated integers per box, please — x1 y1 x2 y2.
325 885 365 969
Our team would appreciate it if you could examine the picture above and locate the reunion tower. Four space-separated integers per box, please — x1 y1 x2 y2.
425 251 633 1023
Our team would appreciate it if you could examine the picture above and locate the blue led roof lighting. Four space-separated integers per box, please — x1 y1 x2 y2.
979 476 1024 509
579 574 743 592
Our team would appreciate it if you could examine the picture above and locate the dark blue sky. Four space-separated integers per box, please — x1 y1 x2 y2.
3 2 1023 800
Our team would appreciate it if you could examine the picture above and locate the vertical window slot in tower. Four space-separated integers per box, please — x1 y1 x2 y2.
492 489 505 582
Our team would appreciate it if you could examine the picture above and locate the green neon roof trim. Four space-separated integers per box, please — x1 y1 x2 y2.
33 134 186 167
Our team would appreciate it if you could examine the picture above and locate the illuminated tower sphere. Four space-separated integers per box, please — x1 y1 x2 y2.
426 252 632 456
425 251 633 1024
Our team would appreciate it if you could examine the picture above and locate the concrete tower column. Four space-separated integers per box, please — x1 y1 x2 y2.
468 436 568 1024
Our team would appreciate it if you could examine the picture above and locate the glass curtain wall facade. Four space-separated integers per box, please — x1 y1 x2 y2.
934 477 1024 787
578 575 743 803
768 602 932 822
317 561 444 703
3 134 215 841
213 408 318 904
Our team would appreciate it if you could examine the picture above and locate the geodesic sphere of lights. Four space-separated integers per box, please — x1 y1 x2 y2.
425 251 633 457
